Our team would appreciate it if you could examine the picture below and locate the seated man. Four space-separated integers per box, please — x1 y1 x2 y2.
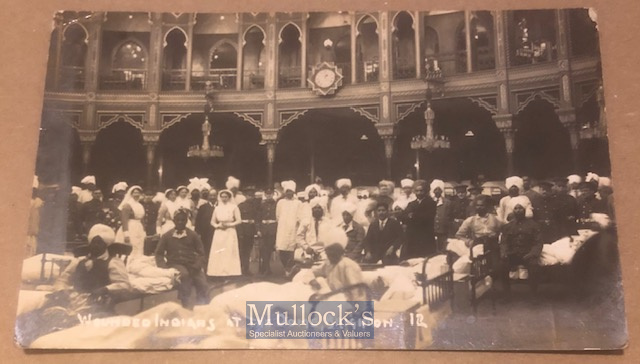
155 209 209 309
363 202 403 265
311 238 366 301
16 224 131 346
455 195 502 283
338 203 366 262
295 198 338 264
55 224 131 303
500 199 543 294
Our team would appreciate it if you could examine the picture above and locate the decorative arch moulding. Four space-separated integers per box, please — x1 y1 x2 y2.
514 88 562 114
235 112 264 128
395 101 424 124
350 106 379 124
97 112 146 131
279 110 307 128
161 113 192 130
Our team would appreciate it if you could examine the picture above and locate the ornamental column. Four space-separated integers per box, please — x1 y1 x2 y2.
185 13 195 91
494 114 515 176
142 132 161 188
414 11 424 79
52 12 64 90
261 130 279 187
376 123 395 179
148 13 164 93
84 12 104 92
464 10 473 73
78 131 97 175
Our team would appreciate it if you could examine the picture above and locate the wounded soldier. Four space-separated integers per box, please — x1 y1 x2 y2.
15 224 131 346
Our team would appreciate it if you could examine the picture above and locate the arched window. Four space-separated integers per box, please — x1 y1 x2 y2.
60 24 88 90
279 24 302 88
109 40 147 90
209 41 237 89
356 15 379 83
392 11 416 79
162 28 187 90
242 26 266 90
509 10 557 66
471 11 495 71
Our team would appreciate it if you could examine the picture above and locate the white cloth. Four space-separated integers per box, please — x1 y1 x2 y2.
586 172 600 184
329 194 358 222
275 198 302 251
400 178 414 188
71 186 82 196
392 193 416 211
335 178 352 189
505 176 524 191
81 175 96 185
598 177 612 188
281 180 296 193
87 224 115 245
115 200 146 257
78 190 93 204
225 176 240 190
567 174 582 185
207 203 242 276
32 176 39 189
111 182 128 194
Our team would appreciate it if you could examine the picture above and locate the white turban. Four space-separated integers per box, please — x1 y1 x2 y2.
508 195 530 211
201 182 211 191
322 227 349 249
430 179 445 194
88 224 115 246
341 202 358 216
152 192 165 204
401 178 414 188
304 184 321 199
81 175 96 185
281 180 297 193
379 180 395 190
567 174 582 185
225 176 240 190
188 177 210 192
505 176 524 191
71 186 82 195
598 177 612 188
32 176 39 189
586 172 600 184
357 189 370 198
309 197 327 211
111 182 128 194
336 178 352 189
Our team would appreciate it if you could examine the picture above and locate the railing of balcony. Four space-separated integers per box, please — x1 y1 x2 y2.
242 68 265 90
162 69 187 91
278 66 302 88
100 69 147 90
59 66 85 91
394 57 417 79
191 68 238 91
362 60 379 83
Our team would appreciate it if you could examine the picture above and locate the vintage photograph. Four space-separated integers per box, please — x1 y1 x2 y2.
14 9 626 350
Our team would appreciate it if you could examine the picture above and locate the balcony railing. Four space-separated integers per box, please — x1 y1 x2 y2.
100 69 147 90
59 66 85 91
242 68 265 90
162 69 187 91
393 57 417 79
192 68 237 91
362 60 379 83
279 66 302 88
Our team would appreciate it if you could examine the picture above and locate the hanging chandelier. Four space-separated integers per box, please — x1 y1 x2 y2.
187 81 224 160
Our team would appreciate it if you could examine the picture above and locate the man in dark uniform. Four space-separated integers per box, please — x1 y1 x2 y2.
258 189 278 276
551 177 578 238
533 181 562 244
522 176 543 213
400 180 437 259
500 201 543 294
195 189 217 262
141 189 159 237
80 189 108 235
577 180 607 225
155 210 209 309
449 184 471 237
237 186 260 276
466 184 483 216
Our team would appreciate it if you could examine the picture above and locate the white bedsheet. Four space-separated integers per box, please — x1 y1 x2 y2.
538 229 598 266
127 256 179 294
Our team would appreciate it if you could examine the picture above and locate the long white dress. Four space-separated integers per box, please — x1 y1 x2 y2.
207 202 242 276
115 201 146 257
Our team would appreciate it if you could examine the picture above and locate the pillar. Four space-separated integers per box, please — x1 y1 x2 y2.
142 132 161 187
84 12 104 92
261 129 279 187
301 13 308 88
376 123 395 179
148 13 164 92
465 10 473 73
379 11 392 83
350 12 357 84
236 18 244 91
494 114 515 176
414 11 424 79
265 14 278 91
557 108 580 173
78 132 97 175
185 14 195 91
52 13 64 90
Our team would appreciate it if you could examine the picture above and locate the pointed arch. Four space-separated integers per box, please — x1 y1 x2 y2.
62 23 88 43
163 26 188 47
278 22 303 44
110 37 149 68
391 11 416 32
242 25 267 46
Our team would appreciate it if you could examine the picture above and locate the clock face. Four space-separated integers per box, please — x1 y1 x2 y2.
314 69 336 88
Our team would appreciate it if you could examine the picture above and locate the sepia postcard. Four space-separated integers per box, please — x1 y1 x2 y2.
13 8 627 351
